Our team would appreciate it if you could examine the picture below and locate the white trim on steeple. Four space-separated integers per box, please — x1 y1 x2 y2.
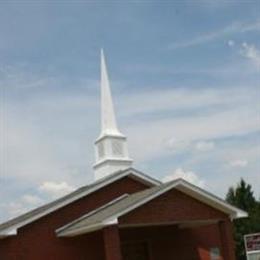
93 50 133 180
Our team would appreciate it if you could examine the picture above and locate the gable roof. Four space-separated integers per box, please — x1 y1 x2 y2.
56 178 248 237
0 168 160 238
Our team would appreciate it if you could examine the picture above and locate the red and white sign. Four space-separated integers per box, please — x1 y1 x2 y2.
245 233 260 252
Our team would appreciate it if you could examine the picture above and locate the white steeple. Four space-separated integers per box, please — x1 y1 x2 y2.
100 49 122 137
93 50 133 180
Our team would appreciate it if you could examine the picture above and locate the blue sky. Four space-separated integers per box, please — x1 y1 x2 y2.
0 1 259 221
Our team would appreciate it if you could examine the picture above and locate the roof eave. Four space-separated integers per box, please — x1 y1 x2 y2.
232 210 248 219
0 228 17 239
57 218 118 237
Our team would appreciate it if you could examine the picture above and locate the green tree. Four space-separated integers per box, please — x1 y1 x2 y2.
226 179 260 260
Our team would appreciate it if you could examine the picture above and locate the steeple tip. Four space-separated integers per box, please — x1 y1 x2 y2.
100 49 122 138
100 48 104 60
94 51 133 179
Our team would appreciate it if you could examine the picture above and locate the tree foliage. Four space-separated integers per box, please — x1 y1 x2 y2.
226 179 260 260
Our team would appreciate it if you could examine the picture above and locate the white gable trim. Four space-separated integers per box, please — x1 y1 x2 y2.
56 194 128 235
57 179 247 237
0 228 17 238
0 168 160 237
57 219 119 237
104 179 247 223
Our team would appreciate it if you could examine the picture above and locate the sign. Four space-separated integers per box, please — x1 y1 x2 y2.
245 233 260 252
244 233 260 260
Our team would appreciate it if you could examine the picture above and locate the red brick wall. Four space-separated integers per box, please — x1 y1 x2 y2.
219 220 236 260
119 189 227 225
119 189 235 260
0 237 16 260
0 176 149 260
103 225 122 260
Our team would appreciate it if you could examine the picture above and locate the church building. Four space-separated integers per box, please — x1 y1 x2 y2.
0 51 247 260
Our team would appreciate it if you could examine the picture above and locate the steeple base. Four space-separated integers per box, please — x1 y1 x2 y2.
93 159 133 180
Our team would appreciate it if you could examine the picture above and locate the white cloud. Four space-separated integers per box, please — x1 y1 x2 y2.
240 42 260 69
229 159 248 167
165 137 190 152
120 85 255 119
227 40 235 47
166 139 215 153
187 139 260 198
4 202 27 218
0 195 44 221
162 168 205 188
195 141 215 151
128 102 259 161
22 194 43 205
39 181 75 199
168 20 260 49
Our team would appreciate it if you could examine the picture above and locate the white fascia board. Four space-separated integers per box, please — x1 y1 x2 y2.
247 250 260 255
57 223 106 237
56 194 127 235
57 218 118 237
244 232 260 237
0 228 17 239
0 168 159 236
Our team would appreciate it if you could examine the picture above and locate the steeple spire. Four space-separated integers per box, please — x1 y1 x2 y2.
93 50 133 180
100 49 122 137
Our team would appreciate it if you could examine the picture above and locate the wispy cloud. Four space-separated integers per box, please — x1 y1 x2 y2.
125 85 259 163
0 181 75 221
168 20 260 49
240 42 260 69
39 181 75 199
22 194 43 205
229 159 248 167
162 168 205 188
0 194 44 220
119 86 256 118
2 202 28 219
195 141 215 151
